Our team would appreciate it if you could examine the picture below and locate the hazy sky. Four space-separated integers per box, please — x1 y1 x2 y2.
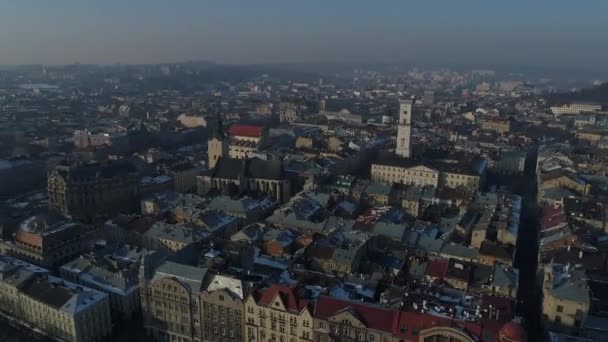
1 1 608 68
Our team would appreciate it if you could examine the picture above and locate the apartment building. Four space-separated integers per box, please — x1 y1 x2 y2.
48 160 139 219
140 260 208 342
550 103 601 116
313 296 395 342
542 263 590 333
481 116 510 134
0 212 99 268
0 257 112 342
200 274 245 342
244 284 314 342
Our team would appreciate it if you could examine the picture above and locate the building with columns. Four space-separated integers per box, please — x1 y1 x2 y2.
396 99 413 158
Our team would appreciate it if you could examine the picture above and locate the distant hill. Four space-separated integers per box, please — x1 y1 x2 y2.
549 82 608 106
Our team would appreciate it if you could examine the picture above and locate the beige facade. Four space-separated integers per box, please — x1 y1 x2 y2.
481 117 510 134
371 164 439 187
439 171 481 193
229 143 259 159
209 136 229 169
396 99 413 158
140 261 207 342
0 260 112 342
140 259 249 342
200 275 244 342
542 263 590 333
244 285 313 342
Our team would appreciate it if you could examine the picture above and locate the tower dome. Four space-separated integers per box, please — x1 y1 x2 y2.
498 321 526 342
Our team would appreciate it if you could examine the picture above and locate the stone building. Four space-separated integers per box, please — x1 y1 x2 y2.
0 257 112 342
244 284 314 342
198 157 291 203
542 263 590 333
481 117 511 134
140 260 208 342
227 124 266 159
200 274 245 342
0 212 99 268
371 155 486 194
313 296 395 342
48 160 139 220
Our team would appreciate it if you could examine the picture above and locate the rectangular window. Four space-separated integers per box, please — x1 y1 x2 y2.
557 305 563 313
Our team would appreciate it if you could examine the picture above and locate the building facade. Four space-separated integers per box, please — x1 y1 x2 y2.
0 258 112 342
542 263 590 333
140 260 208 342
48 160 139 219
244 285 313 342
200 274 245 342
0 213 99 268
396 99 413 158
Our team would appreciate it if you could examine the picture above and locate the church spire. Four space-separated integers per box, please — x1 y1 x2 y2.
210 113 226 140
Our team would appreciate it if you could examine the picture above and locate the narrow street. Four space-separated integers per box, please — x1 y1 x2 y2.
487 145 541 341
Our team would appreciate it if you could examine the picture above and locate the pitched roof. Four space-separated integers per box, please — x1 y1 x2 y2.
213 158 245 179
314 296 397 333
253 284 310 314
425 259 449 278
393 311 502 342
246 158 283 180
229 124 264 138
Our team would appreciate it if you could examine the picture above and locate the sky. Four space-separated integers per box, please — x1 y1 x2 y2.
1 1 608 68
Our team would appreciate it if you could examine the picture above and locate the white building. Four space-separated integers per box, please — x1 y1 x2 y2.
396 99 413 158
550 103 601 116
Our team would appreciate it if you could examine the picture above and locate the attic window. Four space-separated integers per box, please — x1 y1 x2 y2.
275 301 280 306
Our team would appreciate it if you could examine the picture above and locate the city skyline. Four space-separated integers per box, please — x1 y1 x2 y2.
1 1 608 68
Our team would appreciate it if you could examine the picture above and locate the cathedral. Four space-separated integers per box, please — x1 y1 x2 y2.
200 118 291 203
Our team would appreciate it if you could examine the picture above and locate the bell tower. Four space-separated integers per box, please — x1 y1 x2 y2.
208 115 228 169
396 99 413 158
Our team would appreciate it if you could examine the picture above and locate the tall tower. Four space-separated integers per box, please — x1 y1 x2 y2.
396 99 413 158
208 115 228 169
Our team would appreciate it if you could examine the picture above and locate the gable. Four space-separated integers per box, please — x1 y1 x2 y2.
328 309 366 328
406 165 438 173
270 292 287 312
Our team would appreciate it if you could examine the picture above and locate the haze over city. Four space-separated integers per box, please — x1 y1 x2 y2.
1 0 608 68
4 2 608 342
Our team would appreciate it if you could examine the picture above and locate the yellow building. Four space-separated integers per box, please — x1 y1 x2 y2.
481 117 510 134
0 257 112 342
244 284 314 342
140 260 208 342
542 263 590 333
371 163 439 187
371 155 486 193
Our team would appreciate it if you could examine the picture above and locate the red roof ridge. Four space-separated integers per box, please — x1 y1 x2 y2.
228 124 265 138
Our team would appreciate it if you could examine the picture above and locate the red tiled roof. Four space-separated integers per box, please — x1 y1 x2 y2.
228 125 264 138
314 296 397 333
499 321 526 342
425 259 449 278
392 311 502 342
254 284 309 313
540 204 567 232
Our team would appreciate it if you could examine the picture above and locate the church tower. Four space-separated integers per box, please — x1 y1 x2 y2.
396 99 413 158
208 115 228 169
